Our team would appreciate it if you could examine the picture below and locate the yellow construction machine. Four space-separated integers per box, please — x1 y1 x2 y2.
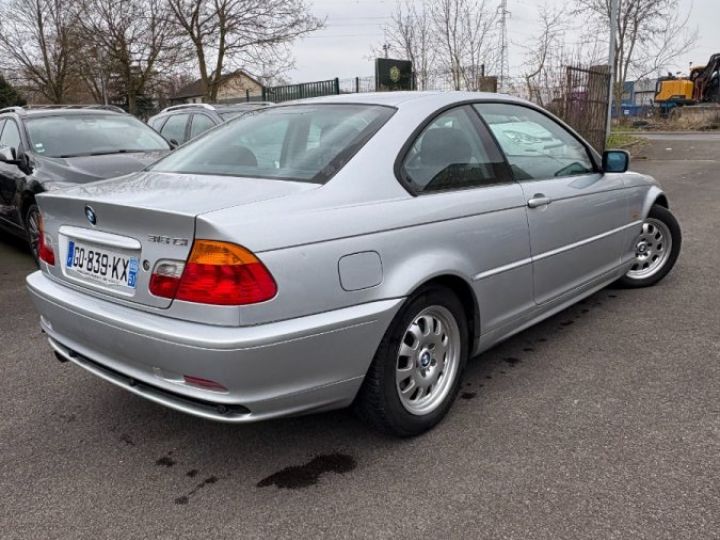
654 53 720 114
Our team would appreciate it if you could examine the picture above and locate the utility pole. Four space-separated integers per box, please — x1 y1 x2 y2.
605 0 619 146
498 0 510 92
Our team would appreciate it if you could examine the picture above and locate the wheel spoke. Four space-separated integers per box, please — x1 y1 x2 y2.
399 379 416 399
398 341 417 359
396 368 414 386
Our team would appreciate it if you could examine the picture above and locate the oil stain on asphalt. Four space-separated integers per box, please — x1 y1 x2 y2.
257 453 356 489
461 392 477 400
175 476 219 505
156 454 176 467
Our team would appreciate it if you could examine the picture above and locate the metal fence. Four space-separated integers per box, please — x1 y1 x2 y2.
262 78 340 103
549 66 611 152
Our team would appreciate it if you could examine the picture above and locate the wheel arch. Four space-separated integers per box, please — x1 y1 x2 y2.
641 186 669 219
407 273 480 354
653 193 669 208
19 190 38 222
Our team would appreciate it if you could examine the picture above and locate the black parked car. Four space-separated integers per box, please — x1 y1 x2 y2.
0 105 172 262
147 102 272 145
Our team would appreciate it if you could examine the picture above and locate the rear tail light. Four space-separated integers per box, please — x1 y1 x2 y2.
38 213 55 266
149 240 276 306
148 260 185 298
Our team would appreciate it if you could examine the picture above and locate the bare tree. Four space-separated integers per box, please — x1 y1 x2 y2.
77 0 184 114
457 0 497 91
0 0 77 103
521 4 566 105
380 0 434 89
574 0 697 108
167 0 323 102
428 0 497 91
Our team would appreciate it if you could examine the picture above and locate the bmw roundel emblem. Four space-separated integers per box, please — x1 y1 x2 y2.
84 205 97 225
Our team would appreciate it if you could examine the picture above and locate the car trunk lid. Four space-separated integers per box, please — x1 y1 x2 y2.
37 171 318 308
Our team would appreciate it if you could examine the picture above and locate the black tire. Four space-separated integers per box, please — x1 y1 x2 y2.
23 202 41 266
353 286 469 437
616 204 681 288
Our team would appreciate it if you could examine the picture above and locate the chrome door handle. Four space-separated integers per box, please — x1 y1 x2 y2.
527 195 551 208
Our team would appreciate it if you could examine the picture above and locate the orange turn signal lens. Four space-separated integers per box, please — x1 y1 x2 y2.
187 240 263 266
149 240 277 306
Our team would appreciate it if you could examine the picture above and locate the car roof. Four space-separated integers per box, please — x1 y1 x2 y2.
291 91 528 108
0 108 127 119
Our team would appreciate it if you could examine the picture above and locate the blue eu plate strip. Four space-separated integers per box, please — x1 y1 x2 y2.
66 241 75 268
128 258 139 288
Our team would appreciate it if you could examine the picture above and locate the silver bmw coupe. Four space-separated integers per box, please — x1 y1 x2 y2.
27 92 681 436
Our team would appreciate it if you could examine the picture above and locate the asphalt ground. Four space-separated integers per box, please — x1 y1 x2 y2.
0 133 718 539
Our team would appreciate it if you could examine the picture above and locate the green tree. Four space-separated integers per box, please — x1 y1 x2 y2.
0 75 26 107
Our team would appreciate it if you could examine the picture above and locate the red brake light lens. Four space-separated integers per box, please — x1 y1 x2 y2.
183 375 228 392
149 241 277 306
38 213 55 266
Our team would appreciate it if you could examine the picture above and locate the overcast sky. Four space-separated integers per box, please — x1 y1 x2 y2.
290 0 716 83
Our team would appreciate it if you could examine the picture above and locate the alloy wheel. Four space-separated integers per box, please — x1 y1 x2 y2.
395 305 461 416
626 218 673 280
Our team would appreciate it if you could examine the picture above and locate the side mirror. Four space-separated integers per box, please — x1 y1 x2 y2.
603 150 630 173
169 138 179 149
0 146 19 165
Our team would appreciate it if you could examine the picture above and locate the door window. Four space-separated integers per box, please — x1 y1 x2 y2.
400 106 507 193
160 113 190 144
148 116 166 131
190 114 216 138
0 119 22 150
474 103 594 180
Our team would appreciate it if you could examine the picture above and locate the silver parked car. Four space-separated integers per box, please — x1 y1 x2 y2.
27 92 681 436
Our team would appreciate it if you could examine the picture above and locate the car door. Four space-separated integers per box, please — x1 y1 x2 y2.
398 105 534 332
189 113 217 140
474 103 628 305
0 117 26 227
159 113 191 145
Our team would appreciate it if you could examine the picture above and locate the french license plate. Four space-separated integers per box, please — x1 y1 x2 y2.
65 240 138 288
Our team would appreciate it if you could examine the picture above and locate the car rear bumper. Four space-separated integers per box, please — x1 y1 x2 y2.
26 271 402 422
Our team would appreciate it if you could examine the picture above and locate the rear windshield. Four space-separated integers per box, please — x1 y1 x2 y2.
149 104 395 183
26 114 170 158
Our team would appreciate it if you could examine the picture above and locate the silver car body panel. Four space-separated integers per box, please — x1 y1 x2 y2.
28 92 669 422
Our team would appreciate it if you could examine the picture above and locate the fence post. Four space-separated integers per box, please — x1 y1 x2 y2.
334 77 340 95
355 76 360 93
246 89 250 102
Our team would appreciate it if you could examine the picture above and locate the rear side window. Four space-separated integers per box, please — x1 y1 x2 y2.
160 114 190 144
190 114 216 138
150 104 395 184
474 103 595 180
0 119 22 150
400 106 507 193
148 116 166 130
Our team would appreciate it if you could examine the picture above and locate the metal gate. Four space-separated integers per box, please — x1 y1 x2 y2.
263 78 340 103
554 66 610 152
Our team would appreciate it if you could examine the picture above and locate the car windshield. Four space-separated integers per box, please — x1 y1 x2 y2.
150 104 395 183
26 114 170 158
